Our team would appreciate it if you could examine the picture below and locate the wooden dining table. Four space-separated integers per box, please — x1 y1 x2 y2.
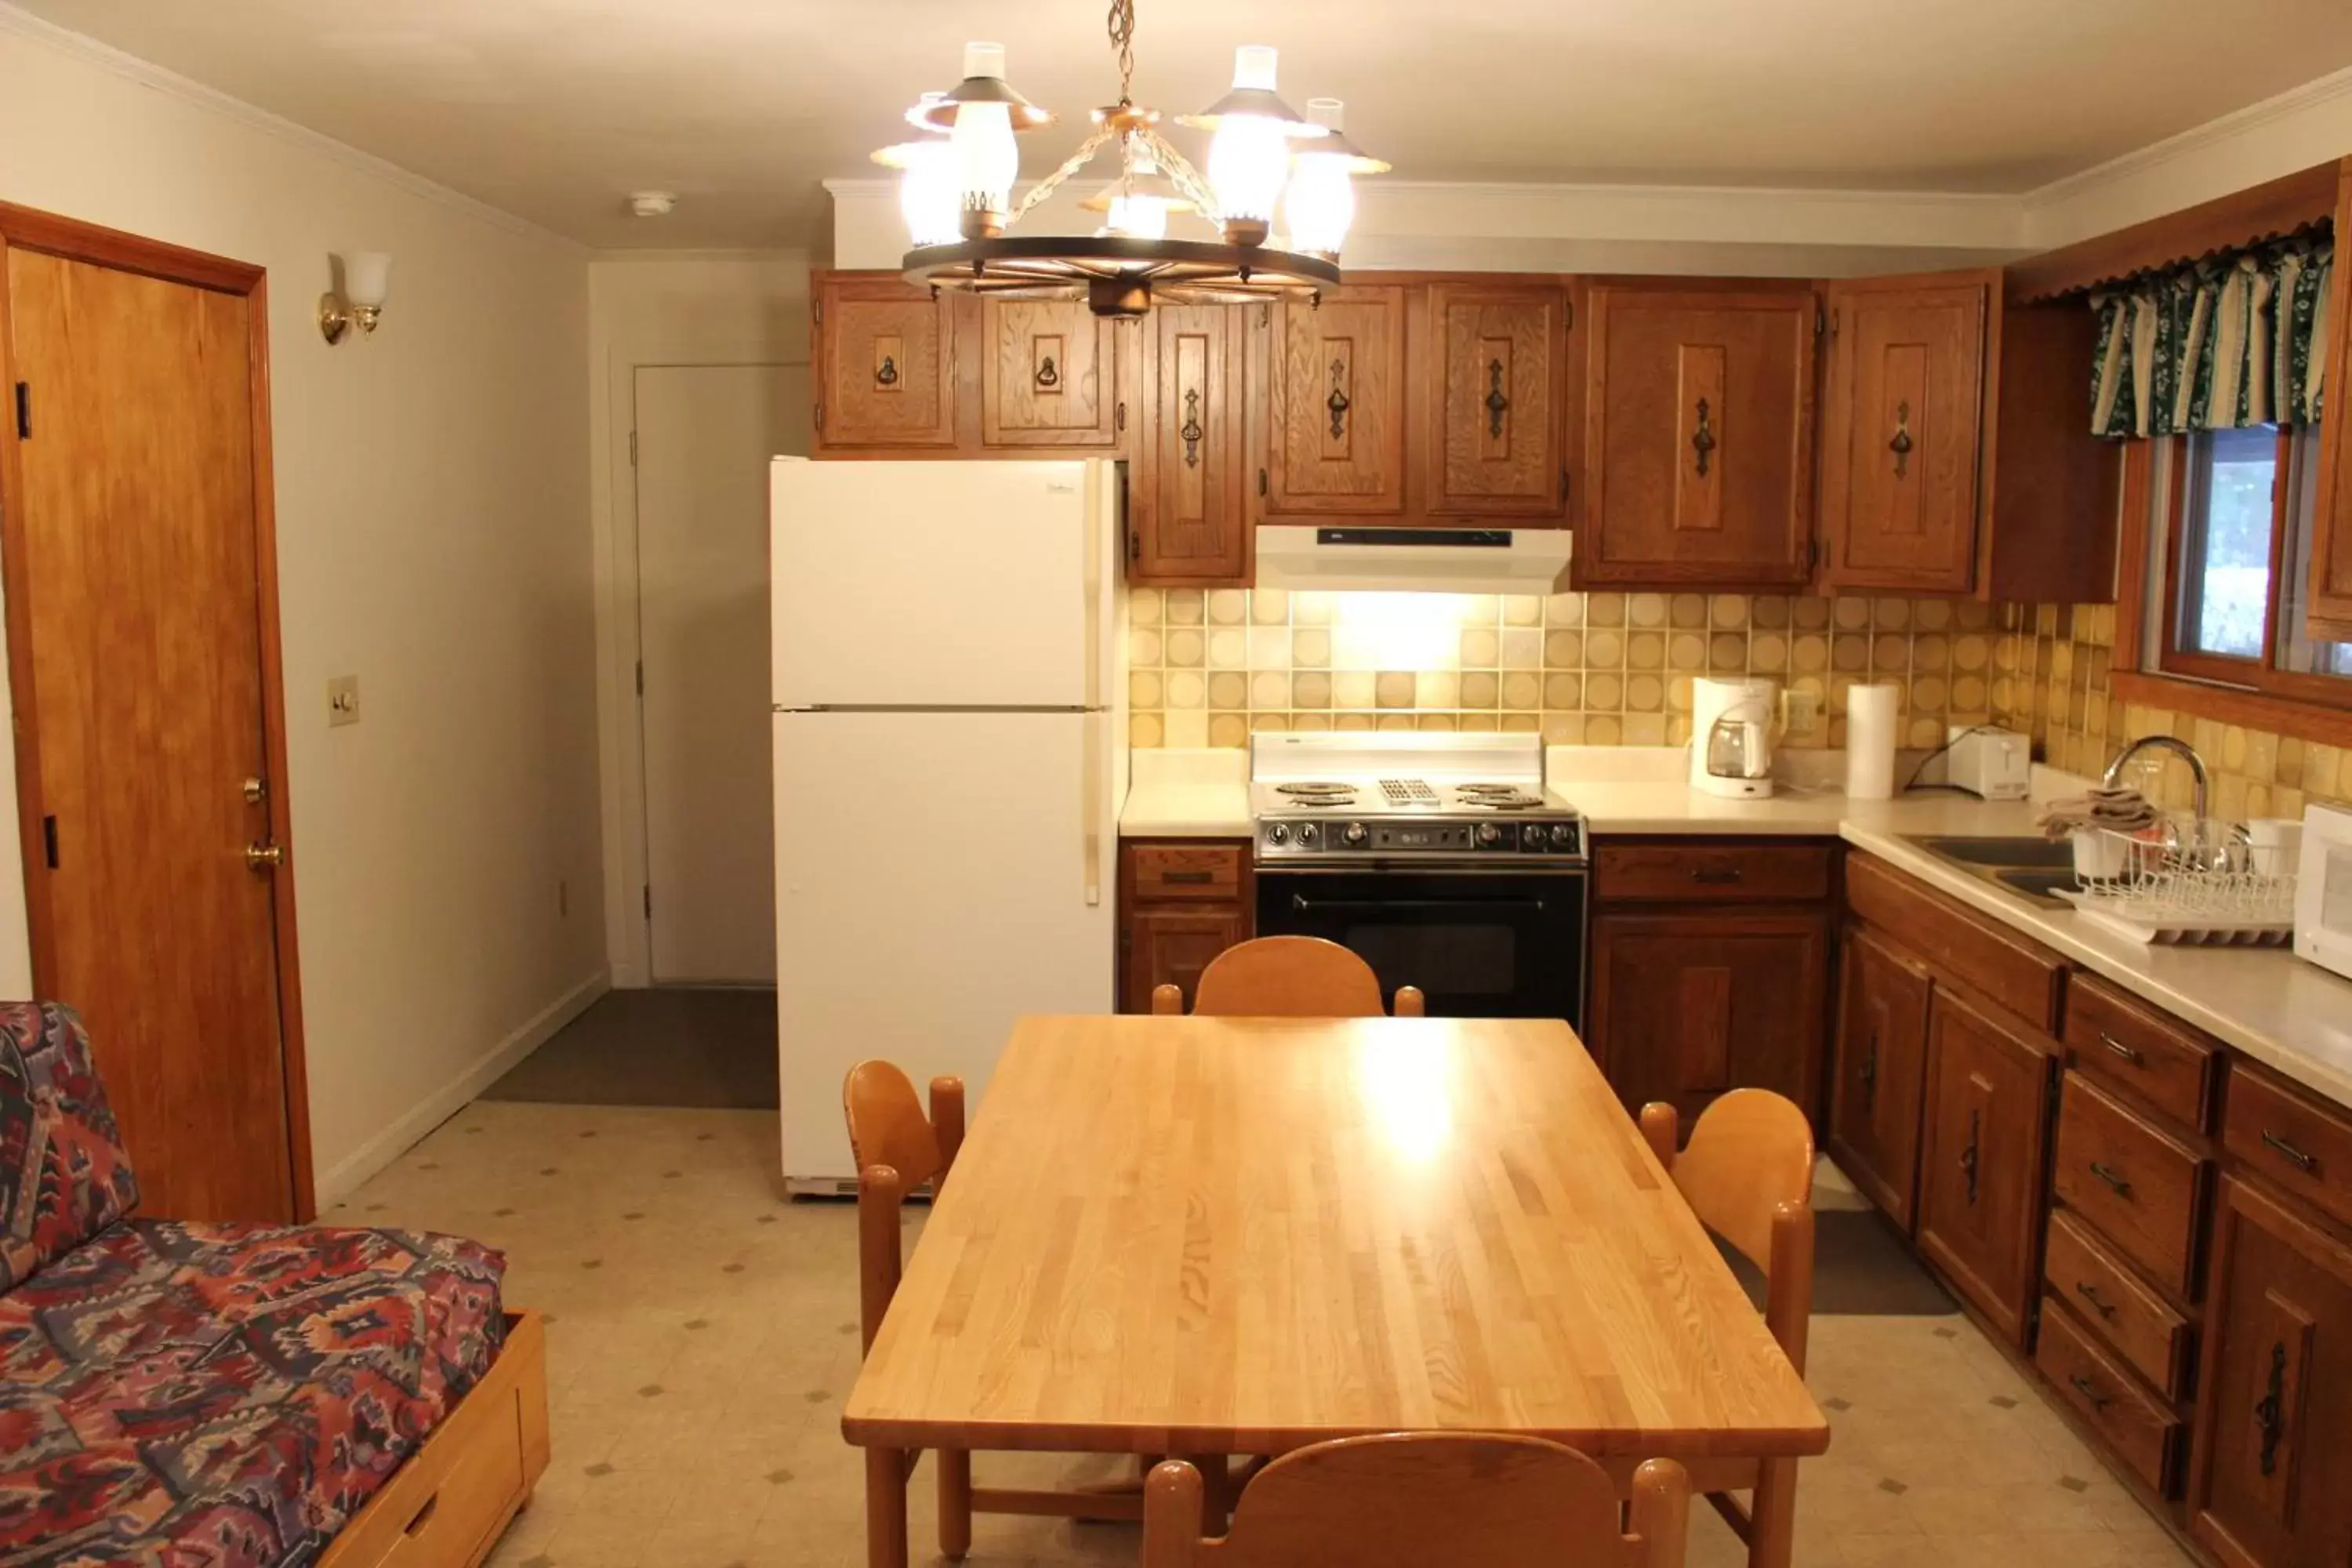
841 1014 1830 1567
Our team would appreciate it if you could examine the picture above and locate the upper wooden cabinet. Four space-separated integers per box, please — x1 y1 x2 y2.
1127 301 1258 586
1265 284 1410 517
811 274 959 451
979 297 1123 450
1579 285 1817 589
1818 270 2116 601
2310 162 2352 637
1426 281 1572 518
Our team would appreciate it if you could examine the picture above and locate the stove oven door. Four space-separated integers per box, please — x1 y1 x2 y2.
1254 866 1586 1027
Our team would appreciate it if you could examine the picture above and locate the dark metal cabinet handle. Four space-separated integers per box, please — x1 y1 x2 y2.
2074 1280 2116 1320
1960 1109 1981 1205
1691 397 1717 477
2263 1131 2318 1172
2256 1342 2288 1477
1034 354 1059 389
1860 1029 1879 1112
2089 1161 2134 1197
1115 400 1127 432
1888 400 1914 477
2070 1373 2110 1411
1484 358 1509 437
2100 1033 2143 1065
1690 866 1743 884
1327 358 1351 438
1160 870 1214 885
1180 388 1203 468
875 354 899 387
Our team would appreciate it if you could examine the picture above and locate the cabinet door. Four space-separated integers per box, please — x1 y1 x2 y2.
1828 925 1934 1230
1267 285 1409 516
1122 906 1248 1014
2190 1175 2352 1568
1916 985 2055 1345
1130 303 1254 586
2310 163 2352 637
1819 274 1991 594
1586 910 1829 1125
1581 287 1817 587
812 274 957 449
1427 281 1569 517
981 298 1122 448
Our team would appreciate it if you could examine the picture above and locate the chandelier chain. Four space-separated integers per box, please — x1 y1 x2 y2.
1107 0 1136 103
1014 122 1118 219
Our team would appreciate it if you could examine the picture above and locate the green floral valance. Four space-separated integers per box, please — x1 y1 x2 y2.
2089 235 2332 439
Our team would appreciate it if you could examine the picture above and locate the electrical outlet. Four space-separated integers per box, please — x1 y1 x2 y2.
326 675 360 728
1780 687 1820 737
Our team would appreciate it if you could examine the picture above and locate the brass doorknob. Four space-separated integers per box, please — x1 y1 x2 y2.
245 842 284 871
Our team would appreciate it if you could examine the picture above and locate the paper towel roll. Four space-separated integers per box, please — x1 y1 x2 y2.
1846 684 1900 800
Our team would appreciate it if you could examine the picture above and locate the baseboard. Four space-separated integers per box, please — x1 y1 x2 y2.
314 969 610 1207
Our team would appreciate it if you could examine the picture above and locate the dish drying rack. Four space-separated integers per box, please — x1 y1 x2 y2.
2056 816 2297 946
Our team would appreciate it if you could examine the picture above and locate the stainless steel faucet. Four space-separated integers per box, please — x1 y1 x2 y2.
2103 735 2209 821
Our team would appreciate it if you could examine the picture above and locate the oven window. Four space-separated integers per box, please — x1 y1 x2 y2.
1343 921 1519 1000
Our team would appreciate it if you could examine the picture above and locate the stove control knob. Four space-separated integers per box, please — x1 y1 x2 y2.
1341 822 1368 847
1475 822 1502 847
1265 823 1290 846
1297 822 1319 845
1551 823 1577 848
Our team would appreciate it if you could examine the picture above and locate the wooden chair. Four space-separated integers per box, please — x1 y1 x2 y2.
1144 1434 1690 1568
1150 935 1425 1018
844 1058 1149 1561
1638 1089 1815 1564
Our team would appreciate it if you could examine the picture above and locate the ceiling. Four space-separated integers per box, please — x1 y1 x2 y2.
20 0 2352 249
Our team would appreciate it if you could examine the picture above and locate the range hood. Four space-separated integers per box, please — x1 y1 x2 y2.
1254 526 1572 595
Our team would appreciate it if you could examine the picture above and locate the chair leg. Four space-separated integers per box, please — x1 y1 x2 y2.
938 1449 971 1560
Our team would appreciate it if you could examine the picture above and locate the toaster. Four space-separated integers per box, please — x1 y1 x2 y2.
1945 726 2031 800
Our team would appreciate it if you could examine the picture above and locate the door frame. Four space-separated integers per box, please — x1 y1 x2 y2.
0 202 314 1218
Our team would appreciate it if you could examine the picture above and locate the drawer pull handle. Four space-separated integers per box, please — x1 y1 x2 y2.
1860 1029 1879 1113
2089 1161 2133 1197
1960 1109 1981 1206
1160 869 1214 885
2099 1033 2143 1065
403 1492 441 1537
2074 1280 2116 1320
2256 1341 2288 1478
1690 866 1744 884
2262 1131 2318 1173
2069 1373 2111 1411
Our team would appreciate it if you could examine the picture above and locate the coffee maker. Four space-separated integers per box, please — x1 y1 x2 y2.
1691 677 1778 800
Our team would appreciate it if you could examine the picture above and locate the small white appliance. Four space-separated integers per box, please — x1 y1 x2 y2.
771 457 1123 1193
1691 677 1777 800
1946 726 2032 800
2293 801 2352 982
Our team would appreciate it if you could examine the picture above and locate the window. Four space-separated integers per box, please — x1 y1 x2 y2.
2151 425 2352 702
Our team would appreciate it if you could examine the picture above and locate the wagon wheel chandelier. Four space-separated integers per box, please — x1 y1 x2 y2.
873 0 1386 318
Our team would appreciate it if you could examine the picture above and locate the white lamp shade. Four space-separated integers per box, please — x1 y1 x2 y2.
1103 193 1171 241
884 140 962 246
951 100 1018 214
1207 114 1290 227
1284 154 1354 256
343 252 391 309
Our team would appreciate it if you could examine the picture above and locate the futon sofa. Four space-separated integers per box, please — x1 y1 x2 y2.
0 1002 548 1566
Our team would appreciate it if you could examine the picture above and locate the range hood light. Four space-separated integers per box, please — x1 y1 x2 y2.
1253 525 1573 596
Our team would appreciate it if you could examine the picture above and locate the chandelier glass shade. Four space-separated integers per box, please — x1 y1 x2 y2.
884 2 1377 318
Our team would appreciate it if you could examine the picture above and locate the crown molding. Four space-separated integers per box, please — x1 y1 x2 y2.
0 2 583 255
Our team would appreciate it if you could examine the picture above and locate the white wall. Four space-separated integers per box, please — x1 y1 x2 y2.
0 16 608 1203
585 252 812 987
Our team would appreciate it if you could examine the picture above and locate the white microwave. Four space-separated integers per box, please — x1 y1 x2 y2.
2296 802 2352 981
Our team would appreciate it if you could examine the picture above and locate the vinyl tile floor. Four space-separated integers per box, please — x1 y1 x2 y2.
333 1104 2199 1568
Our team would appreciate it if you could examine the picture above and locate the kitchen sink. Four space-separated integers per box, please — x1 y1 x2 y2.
1991 869 2079 903
1905 835 2077 869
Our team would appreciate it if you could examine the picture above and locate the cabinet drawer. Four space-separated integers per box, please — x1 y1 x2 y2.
1594 841 1833 904
1846 854 2063 1029
2053 1071 2208 1297
2036 1298 2181 1496
2044 1207 2193 1398
1128 844 1245 902
2063 973 2220 1131
2225 1066 2352 1232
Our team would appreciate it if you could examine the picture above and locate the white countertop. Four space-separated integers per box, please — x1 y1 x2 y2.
1116 744 2352 1109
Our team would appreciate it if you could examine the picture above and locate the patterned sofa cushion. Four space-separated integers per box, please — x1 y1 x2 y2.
0 1003 138 1292
0 1219 506 1567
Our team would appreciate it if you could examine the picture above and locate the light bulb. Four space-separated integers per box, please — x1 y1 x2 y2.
952 101 1018 231
895 141 960 248
1105 193 1171 241
1209 115 1290 238
1286 100 1356 256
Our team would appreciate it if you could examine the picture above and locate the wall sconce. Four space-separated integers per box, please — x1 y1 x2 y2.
319 252 391 345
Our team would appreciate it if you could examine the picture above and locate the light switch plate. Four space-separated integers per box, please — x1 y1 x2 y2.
327 675 360 727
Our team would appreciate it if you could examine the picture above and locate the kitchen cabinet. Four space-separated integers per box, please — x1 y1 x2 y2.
1587 910 1828 1125
1828 924 1933 1229
1117 840 1253 1014
1127 303 1259 586
980 297 1124 449
2190 1175 2352 1568
1915 983 2055 1347
2306 161 2352 637
1425 280 1572 519
1578 284 1817 588
1817 270 2116 601
1265 284 1410 517
812 274 960 451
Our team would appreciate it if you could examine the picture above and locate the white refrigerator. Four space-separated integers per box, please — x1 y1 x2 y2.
771 457 1126 1192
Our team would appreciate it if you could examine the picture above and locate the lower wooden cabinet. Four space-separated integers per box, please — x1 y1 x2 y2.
1117 840 1252 1013
1915 984 2056 1346
1828 924 1933 1230
2190 1175 2352 1568
1586 909 1828 1125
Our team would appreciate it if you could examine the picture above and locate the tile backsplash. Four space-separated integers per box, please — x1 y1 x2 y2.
1126 589 2008 751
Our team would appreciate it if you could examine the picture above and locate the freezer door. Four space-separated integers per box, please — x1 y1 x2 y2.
774 710 1115 1188
771 458 1109 710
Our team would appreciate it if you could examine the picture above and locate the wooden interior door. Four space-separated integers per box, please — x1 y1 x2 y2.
1820 274 1991 594
1828 924 1934 1229
1581 286 1817 587
1915 985 2053 1345
1 226 303 1221
1267 284 1410 516
812 275 956 450
1427 281 1569 517
1129 303 1253 585
980 298 1121 448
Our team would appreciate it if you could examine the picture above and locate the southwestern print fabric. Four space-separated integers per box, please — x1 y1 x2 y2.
0 1220 506 1566
0 1003 139 1292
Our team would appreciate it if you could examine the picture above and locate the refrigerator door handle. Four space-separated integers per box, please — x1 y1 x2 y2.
1082 710 1104 906
1081 463 1104 710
